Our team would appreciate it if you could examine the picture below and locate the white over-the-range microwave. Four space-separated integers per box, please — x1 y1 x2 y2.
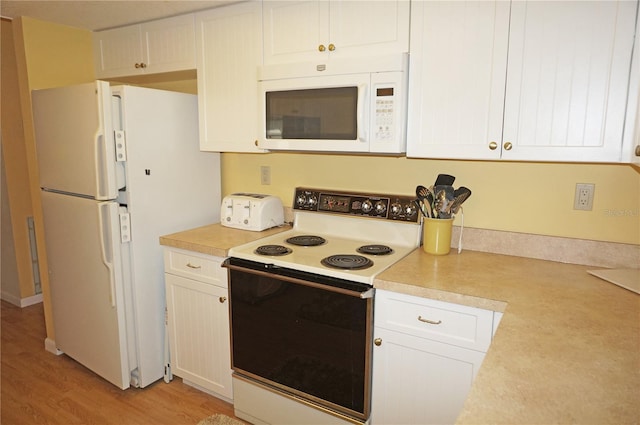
257 54 408 154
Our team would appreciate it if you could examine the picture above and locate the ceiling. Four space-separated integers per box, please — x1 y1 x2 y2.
0 0 242 31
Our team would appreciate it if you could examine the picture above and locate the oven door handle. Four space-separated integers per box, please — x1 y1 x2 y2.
223 261 374 299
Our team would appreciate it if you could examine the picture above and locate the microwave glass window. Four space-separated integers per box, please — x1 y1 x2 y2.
266 87 358 140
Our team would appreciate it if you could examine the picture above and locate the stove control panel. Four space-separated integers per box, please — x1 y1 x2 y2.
293 188 418 222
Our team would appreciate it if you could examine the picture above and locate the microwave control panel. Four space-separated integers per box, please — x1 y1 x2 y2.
373 86 396 142
370 70 407 153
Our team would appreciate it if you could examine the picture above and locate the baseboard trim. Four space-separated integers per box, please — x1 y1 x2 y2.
0 292 43 307
20 293 43 307
44 337 63 355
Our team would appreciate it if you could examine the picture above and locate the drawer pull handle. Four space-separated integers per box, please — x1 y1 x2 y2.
186 262 201 269
418 316 442 325
219 296 227 303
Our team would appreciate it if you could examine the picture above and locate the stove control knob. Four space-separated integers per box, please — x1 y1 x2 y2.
361 199 373 213
390 202 402 216
308 195 318 207
374 201 387 215
405 203 417 217
296 193 307 206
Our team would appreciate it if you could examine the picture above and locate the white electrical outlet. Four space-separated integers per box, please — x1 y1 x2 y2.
260 166 271 185
574 183 595 211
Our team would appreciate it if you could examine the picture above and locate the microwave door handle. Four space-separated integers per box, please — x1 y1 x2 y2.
357 84 368 143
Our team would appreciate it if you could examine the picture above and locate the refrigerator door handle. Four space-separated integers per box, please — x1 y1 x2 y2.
95 133 109 200
97 202 117 307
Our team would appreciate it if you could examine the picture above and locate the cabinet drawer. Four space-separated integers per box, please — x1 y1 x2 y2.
375 289 494 352
163 248 227 287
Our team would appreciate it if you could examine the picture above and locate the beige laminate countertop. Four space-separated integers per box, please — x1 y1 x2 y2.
375 249 640 425
159 222 291 257
161 224 640 424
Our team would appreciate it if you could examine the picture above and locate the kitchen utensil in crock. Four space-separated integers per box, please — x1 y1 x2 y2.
434 185 455 218
414 199 429 218
449 187 472 215
434 174 455 186
415 186 433 218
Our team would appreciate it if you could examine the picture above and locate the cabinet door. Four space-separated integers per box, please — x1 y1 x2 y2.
263 0 409 65
502 0 637 162
406 1 510 160
93 25 143 78
141 14 196 74
165 273 233 400
371 327 485 425
328 0 409 60
196 2 265 152
263 0 329 65
630 102 640 165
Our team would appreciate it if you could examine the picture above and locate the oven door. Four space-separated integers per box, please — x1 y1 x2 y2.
223 258 374 421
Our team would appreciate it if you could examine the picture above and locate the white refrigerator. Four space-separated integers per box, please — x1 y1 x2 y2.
31 81 221 389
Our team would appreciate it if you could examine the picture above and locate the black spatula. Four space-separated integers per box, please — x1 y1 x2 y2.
434 174 455 186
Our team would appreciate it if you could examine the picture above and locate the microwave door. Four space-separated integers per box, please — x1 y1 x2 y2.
260 74 371 153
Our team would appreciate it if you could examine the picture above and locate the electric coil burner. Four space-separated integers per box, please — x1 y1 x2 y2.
357 244 394 255
321 254 373 270
254 244 292 256
225 188 422 425
286 235 326 246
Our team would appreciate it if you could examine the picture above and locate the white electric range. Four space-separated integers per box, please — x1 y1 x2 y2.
228 187 422 285
226 187 423 425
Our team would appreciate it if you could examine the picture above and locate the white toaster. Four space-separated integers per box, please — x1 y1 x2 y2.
220 193 284 231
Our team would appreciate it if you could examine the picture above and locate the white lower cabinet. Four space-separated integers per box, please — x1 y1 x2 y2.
371 289 499 425
163 248 232 400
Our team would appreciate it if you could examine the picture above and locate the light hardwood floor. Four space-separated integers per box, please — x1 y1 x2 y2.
1 300 240 424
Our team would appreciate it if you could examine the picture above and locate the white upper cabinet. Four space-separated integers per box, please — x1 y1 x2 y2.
630 101 640 165
407 0 638 162
624 10 640 166
262 0 410 65
196 2 265 153
406 1 510 160
502 1 637 162
93 14 196 78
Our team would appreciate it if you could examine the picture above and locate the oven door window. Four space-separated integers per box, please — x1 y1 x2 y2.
265 87 358 140
229 265 371 419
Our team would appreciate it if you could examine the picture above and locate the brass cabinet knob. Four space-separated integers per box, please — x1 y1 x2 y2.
219 296 227 303
328 43 335 51
489 141 498 150
635 145 640 157
503 142 513 151
254 140 259 147
134 62 147 69
135 63 141 68
374 338 382 346
318 44 326 52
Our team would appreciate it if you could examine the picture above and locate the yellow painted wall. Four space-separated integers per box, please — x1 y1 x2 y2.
1 19 36 301
11 17 95 338
19 17 95 89
222 153 640 245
